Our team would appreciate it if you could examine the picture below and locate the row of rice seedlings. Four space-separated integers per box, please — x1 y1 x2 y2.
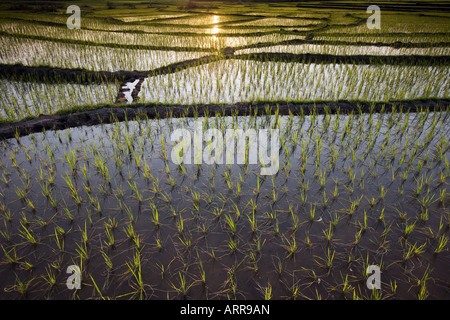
0 21 306 50
0 11 314 35
320 12 449 35
315 33 450 46
235 44 450 56
3 107 444 204
78 21 288 36
112 14 192 23
230 17 323 27
139 59 449 104
0 36 206 72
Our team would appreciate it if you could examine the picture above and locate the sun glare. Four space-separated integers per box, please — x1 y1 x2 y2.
210 15 221 36
211 26 220 34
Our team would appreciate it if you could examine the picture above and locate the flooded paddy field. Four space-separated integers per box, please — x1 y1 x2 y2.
0 0 448 300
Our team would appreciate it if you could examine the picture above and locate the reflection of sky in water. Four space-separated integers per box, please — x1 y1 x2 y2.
122 79 140 104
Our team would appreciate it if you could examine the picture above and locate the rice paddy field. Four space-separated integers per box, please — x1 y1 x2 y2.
0 0 449 303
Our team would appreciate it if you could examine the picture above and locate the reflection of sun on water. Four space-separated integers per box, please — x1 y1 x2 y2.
210 16 220 41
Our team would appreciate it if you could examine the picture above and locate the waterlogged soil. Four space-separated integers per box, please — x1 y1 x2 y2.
0 111 448 299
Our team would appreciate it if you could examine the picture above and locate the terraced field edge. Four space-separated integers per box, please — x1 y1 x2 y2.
0 99 448 139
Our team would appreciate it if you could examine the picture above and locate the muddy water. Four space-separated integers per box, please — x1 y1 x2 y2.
0 111 448 299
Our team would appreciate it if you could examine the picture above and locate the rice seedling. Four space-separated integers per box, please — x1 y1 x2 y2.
53 227 65 251
403 220 416 238
18 221 38 246
155 258 175 281
224 214 237 236
361 210 368 232
191 190 201 211
41 265 57 289
440 189 447 206
353 226 364 246
334 273 354 296
282 234 297 259
170 271 195 299
307 204 316 222
155 236 163 252
178 234 192 252
64 150 78 174
378 208 385 223
247 208 258 234
1 245 21 265
63 173 82 205
346 196 362 216
210 205 223 219
322 222 334 243
259 281 272 300
4 275 35 298
125 251 148 300
104 224 115 249
403 241 427 261
128 181 143 203
150 202 160 228
124 222 136 242
413 242 427 257
101 249 113 272
379 185 387 201
227 237 238 253
332 180 339 199
314 248 335 272
434 235 448 254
